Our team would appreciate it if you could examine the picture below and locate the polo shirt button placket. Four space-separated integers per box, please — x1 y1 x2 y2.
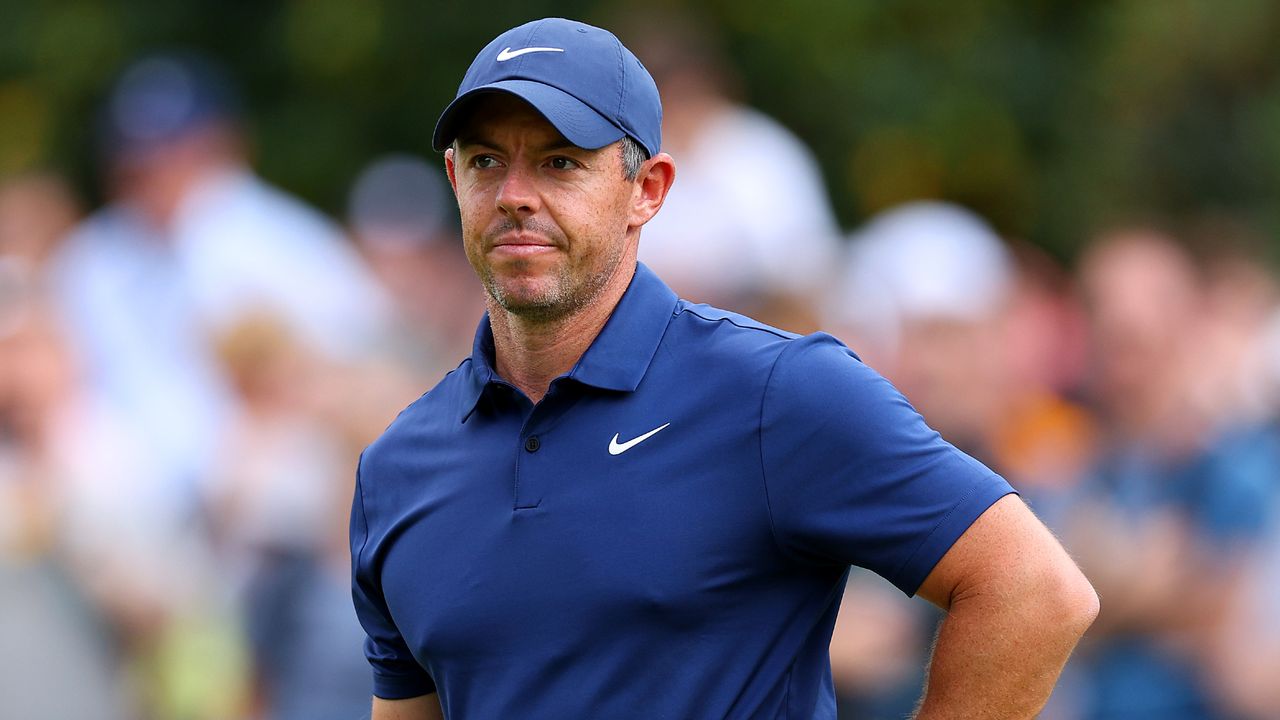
514 432 543 510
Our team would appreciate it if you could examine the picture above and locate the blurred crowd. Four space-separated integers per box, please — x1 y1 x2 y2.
3 21 1280 720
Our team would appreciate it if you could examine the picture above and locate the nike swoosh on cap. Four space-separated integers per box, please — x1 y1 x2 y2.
608 423 671 456
496 46 565 62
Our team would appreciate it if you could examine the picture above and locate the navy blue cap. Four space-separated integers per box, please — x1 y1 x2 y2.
432 18 662 157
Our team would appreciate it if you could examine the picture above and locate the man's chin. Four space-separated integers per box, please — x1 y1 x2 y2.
487 279 573 321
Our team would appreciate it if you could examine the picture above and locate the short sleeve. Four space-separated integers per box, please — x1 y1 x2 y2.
759 333 1014 595
350 458 437 699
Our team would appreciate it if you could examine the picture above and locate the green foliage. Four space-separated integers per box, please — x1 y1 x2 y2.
3 0 1279 256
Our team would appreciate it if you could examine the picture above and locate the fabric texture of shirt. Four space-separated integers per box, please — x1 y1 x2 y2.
351 263 1014 719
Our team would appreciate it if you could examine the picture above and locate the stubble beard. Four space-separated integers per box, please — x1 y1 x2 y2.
473 222 624 324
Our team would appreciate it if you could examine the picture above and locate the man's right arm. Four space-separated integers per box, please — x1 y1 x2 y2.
372 694 444 720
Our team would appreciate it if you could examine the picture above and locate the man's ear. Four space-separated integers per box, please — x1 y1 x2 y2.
628 152 676 229
445 147 459 196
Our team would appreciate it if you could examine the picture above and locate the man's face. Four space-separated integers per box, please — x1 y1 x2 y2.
445 93 637 321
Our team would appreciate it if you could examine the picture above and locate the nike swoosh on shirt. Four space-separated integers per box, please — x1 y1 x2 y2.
608 423 671 456
496 46 565 62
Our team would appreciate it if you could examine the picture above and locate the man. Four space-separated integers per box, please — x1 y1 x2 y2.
53 51 393 507
351 18 1097 720
52 52 391 718
1066 229 1275 718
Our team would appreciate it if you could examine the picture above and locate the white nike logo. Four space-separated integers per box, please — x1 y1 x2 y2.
496 46 565 62
608 423 671 456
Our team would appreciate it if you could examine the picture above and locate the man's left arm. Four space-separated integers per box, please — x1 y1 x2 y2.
912 494 1099 719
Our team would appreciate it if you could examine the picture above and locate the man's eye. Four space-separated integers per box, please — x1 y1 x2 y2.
548 157 579 170
473 155 499 169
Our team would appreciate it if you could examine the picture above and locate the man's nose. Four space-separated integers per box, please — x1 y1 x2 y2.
496 164 539 218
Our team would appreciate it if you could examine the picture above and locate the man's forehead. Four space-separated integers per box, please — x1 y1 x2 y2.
454 93 576 149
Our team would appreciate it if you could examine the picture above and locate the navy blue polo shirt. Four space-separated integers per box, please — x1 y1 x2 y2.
351 263 1013 719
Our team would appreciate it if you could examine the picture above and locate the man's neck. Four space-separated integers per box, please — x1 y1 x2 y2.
488 262 636 404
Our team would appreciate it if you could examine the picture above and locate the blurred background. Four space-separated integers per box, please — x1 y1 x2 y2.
2 1 1280 718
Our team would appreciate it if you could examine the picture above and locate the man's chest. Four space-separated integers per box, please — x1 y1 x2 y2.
371 389 784 670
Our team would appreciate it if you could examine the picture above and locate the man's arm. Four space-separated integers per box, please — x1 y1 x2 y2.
913 494 1098 719
371 694 444 720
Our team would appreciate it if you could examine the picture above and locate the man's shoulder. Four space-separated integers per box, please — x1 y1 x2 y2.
672 300 799 339
363 358 473 461
666 299 853 369
668 300 802 352
660 299 884 409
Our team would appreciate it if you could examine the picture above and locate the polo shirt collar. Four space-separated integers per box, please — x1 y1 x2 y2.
459 262 677 422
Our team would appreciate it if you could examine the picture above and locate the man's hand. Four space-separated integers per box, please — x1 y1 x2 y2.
913 494 1098 719
371 694 444 720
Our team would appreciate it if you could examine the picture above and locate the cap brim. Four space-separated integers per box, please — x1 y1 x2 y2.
432 79 624 152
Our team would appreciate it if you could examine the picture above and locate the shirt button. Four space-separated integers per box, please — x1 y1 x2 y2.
524 436 541 453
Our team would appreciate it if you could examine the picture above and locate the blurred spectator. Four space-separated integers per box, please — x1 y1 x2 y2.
829 201 1015 456
1185 218 1280 427
623 10 841 331
0 172 80 267
0 284 134 720
1066 227 1277 719
989 243 1096 527
210 316 370 720
44 51 395 718
1183 220 1280 720
347 153 483 381
0 172 134 720
90 52 393 358
210 316 344 566
50 51 390 527
1208 505 1280 719
1265 308 1280 411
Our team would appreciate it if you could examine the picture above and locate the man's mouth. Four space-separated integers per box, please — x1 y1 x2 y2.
491 232 559 256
